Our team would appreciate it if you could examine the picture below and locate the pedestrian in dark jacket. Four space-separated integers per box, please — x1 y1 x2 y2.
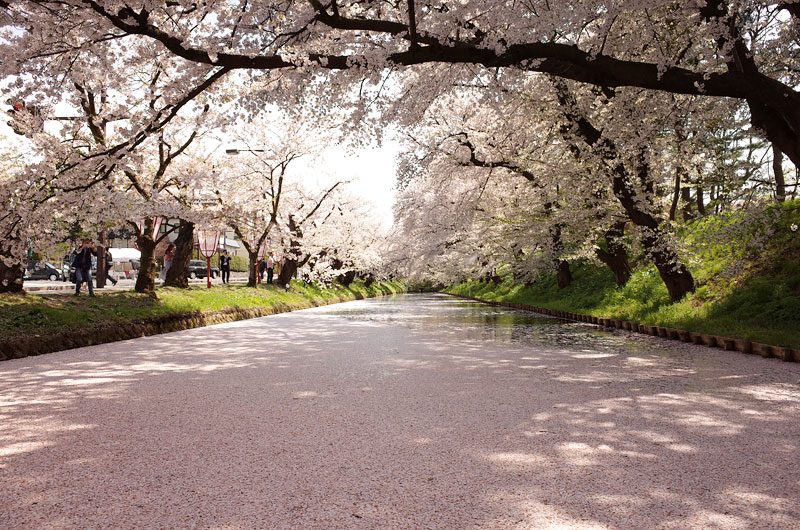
71 238 97 296
220 250 231 284
104 249 117 286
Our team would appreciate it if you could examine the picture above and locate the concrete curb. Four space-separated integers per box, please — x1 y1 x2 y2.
25 284 75 292
446 294 797 363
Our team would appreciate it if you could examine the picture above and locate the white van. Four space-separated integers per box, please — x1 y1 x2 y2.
109 248 142 280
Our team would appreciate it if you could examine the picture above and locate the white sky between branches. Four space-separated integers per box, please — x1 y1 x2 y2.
1 108 400 231
313 141 399 230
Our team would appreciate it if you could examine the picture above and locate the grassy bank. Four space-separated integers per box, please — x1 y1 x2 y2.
446 201 800 348
0 279 405 341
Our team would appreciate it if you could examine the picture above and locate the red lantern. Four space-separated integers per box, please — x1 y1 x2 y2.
197 230 221 288
135 216 164 240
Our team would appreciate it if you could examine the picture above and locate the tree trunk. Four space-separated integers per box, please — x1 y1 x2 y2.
0 225 25 293
278 216 304 287
248 249 258 287
278 258 298 286
331 257 357 286
642 229 694 301
773 144 786 203
681 187 694 221
134 219 158 294
595 221 631 287
670 126 687 222
611 161 694 301
340 270 357 286
669 171 681 222
549 216 571 289
556 260 572 289
552 79 694 301
746 96 800 171
164 220 193 288
696 186 706 216
595 246 631 287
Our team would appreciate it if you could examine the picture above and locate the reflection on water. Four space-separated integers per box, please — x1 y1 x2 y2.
326 293 634 354
322 293 765 389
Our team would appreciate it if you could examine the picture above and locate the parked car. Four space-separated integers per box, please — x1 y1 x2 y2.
24 261 63 281
188 259 220 279
60 258 71 282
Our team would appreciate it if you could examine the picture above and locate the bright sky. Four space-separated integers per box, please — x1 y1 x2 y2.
2 99 401 231
219 132 401 230
312 141 399 230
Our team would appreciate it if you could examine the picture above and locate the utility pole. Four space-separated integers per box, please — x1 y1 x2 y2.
97 229 108 288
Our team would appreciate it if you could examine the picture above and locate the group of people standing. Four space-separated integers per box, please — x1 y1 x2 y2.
160 247 274 285
71 239 117 296
70 239 277 295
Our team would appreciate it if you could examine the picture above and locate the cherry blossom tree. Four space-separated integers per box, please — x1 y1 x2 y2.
211 113 337 286
2 0 799 296
0 148 66 292
273 180 347 286
5 1 796 166
118 98 223 293
0 93 123 292
294 191 386 285
390 85 634 288
390 67 771 299
0 13 232 292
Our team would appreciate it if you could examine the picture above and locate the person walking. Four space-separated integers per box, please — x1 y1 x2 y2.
220 249 231 284
160 243 175 281
266 252 275 284
72 239 97 296
104 248 117 286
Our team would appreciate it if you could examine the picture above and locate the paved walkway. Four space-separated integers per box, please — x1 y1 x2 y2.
1 294 798 529
24 274 250 293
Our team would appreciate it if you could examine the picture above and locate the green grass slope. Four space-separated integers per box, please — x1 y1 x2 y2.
447 201 800 348
0 279 405 340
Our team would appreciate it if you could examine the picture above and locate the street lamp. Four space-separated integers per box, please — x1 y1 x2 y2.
197 230 221 289
225 148 266 155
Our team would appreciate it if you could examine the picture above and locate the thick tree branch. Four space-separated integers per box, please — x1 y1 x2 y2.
80 0 796 105
299 181 342 226
453 134 542 188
